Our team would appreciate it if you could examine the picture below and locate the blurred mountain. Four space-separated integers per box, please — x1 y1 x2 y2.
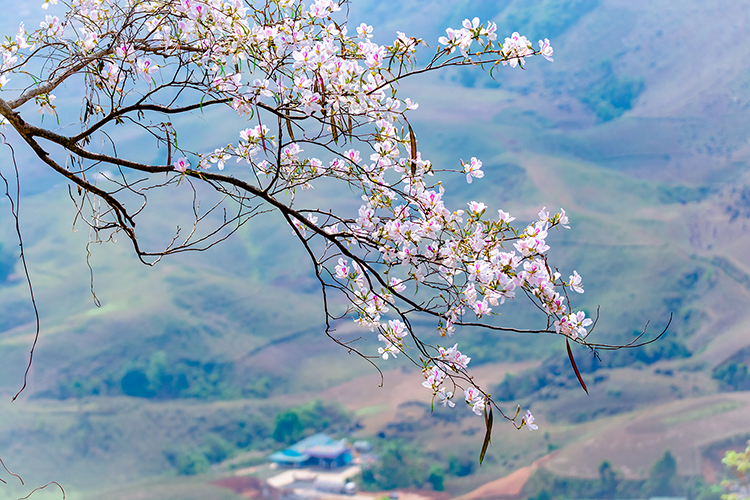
1 0 749 497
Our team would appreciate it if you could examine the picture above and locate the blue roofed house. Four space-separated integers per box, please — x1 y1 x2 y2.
269 433 353 469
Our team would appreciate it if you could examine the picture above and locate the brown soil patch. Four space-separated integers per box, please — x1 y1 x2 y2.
543 393 750 479
212 476 280 499
363 488 452 500
318 361 539 433
456 454 555 500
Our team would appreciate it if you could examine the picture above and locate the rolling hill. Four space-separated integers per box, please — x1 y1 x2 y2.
1 0 749 498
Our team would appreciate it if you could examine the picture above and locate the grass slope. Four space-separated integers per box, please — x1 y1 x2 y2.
1 0 750 497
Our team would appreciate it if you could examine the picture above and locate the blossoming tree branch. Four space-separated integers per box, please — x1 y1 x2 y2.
0 0 666 458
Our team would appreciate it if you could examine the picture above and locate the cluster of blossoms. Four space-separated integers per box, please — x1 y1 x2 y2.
463 386 486 416
437 16 554 68
340 194 591 342
377 319 409 359
0 0 590 430
554 311 594 340
0 25 24 89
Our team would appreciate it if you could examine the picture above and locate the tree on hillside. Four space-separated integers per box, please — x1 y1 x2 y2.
598 460 619 498
0 0 666 457
361 440 426 490
645 451 678 497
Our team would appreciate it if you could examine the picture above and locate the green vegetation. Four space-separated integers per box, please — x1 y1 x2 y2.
713 347 750 392
523 452 722 500
361 440 430 490
494 338 691 401
454 0 599 89
164 416 271 475
272 400 354 444
0 1 748 497
210 415 272 450
713 362 750 392
168 449 212 476
658 185 711 204
55 350 273 400
273 412 305 444
644 451 677 497
428 465 446 491
448 454 476 477
523 462 642 500
119 352 237 399
726 186 750 221
160 400 352 475
360 440 473 492
166 433 236 475
721 440 750 500
661 400 745 425
579 60 645 121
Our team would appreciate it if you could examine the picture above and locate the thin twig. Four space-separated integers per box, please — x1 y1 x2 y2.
0 136 42 401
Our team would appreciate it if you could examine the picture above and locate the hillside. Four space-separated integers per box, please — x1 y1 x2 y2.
1 0 750 498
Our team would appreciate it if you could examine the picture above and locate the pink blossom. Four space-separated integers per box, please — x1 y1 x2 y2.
80 29 98 51
207 148 230 170
36 94 56 115
101 63 122 88
538 38 554 62
390 277 406 293
40 15 63 37
467 201 487 215
115 44 135 62
388 319 408 339
136 58 159 79
356 23 373 39
291 218 307 237
16 23 30 49
498 209 516 224
538 206 549 223
524 411 539 431
463 283 478 305
502 32 534 68
473 299 491 318
422 366 446 391
173 157 190 173
463 157 484 183
481 21 498 42
213 73 242 92
554 311 593 340
344 149 362 164
437 343 471 371
569 271 584 293
464 386 485 416
335 258 349 279
437 388 455 407
308 0 341 19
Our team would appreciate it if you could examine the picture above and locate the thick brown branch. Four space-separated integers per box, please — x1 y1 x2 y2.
0 98 137 230
7 49 113 110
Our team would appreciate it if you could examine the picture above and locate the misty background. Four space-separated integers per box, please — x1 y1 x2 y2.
1 0 749 498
